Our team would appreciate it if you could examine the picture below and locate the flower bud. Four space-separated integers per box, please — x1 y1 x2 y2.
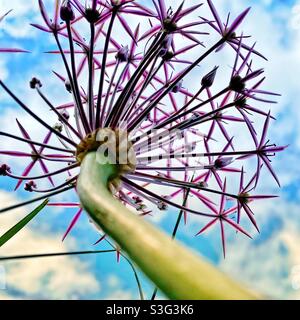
60 109 70 121
159 34 173 57
133 196 143 204
161 51 174 61
0 164 11 176
157 201 168 211
230 75 245 93
30 77 42 89
172 79 183 93
214 157 234 169
54 122 63 132
85 8 100 23
201 66 218 88
198 181 208 188
65 80 72 93
24 181 37 192
60 0 75 22
116 46 129 62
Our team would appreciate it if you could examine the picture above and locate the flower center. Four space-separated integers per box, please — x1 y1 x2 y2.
76 128 136 194
239 192 250 204
163 18 178 32
76 128 136 170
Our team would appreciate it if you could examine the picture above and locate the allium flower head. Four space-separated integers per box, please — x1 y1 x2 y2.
0 0 286 258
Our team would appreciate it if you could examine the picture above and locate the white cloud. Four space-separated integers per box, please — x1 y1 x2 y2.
0 1 40 39
220 199 300 299
104 290 133 300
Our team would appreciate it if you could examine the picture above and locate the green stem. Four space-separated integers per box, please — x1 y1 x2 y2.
77 152 258 300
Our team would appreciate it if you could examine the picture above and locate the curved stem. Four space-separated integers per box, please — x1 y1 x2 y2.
77 152 259 300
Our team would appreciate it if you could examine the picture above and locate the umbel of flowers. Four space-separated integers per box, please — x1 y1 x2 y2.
0 0 286 299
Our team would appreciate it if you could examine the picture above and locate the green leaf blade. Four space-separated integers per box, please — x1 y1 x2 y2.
0 199 49 247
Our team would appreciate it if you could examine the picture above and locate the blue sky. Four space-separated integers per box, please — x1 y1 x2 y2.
0 0 300 300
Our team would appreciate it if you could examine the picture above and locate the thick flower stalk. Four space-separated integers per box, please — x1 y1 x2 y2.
0 0 286 299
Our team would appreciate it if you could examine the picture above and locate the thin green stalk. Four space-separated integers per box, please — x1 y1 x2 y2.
0 250 115 261
77 152 259 300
